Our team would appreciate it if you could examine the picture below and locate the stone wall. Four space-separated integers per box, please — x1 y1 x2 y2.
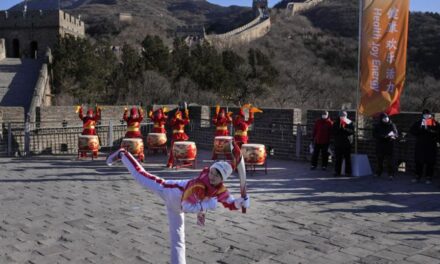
0 10 84 58
0 38 5 60
28 49 53 122
38 105 131 128
287 0 324 16
0 107 25 123
118 13 133 23
4 105 440 175
205 9 271 49
186 106 302 159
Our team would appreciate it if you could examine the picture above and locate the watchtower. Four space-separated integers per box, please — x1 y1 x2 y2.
0 9 85 58
253 0 268 11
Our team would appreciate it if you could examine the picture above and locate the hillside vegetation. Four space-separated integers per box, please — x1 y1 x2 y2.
10 0 253 45
31 0 440 112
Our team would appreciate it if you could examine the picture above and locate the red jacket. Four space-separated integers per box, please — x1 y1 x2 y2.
79 107 101 135
212 111 232 136
123 109 144 138
312 118 333 144
149 110 168 133
233 112 254 146
170 115 189 141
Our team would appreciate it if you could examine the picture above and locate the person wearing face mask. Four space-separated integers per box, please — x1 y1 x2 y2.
373 113 398 180
410 109 440 184
310 110 333 170
332 111 355 176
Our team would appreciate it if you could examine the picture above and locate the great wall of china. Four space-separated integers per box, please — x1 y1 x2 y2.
178 0 324 49
287 0 324 16
205 8 271 49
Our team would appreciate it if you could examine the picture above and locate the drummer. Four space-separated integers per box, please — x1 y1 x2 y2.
123 106 144 138
212 105 232 137
149 107 168 133
123 106 145 161
77 105 101 158
212 105 233 160
167 108 190 168
233 105 256 148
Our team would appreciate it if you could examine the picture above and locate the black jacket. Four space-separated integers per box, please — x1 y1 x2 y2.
410 119 440 163
332 119 354 147
373 121 398 155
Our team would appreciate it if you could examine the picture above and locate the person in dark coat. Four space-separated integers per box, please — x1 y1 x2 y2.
373 113 398 180
332 111 354 176
311 110 333 170
409 109 440 184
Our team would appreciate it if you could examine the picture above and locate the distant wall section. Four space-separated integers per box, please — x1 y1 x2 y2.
287 0 323 15
205 9 271 49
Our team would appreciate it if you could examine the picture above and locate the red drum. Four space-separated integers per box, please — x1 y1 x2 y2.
78 135 99 152
147 133 167 147
213 136 233 155
121 138 144 156
173 141 197 161
241 144 266 165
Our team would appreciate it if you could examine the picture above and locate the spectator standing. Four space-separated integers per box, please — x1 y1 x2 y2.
311 110 333 171
409 109 440 184
373 113 398 180
332 111 354 176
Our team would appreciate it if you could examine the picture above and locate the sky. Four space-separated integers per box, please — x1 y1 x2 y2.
0 0 439 12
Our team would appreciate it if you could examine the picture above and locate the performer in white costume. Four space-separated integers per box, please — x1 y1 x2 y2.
106 148 250 264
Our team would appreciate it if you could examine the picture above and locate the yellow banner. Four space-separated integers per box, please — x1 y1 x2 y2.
359 0 409 116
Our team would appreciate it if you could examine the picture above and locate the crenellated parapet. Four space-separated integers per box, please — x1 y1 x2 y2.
0 10 84 58
0 10 84 37
286 0 324 16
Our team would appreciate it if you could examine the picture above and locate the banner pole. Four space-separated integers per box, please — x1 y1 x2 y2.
355 0 363 154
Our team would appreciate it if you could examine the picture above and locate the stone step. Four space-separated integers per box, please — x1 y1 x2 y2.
0 58 43 111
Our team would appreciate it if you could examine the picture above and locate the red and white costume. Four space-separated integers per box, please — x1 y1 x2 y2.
167 110 190 167
79 107 101 136
78 106 101 158
123 107 144 138
233 108 254 147
212 108 233 160
107 149 248 264
149 108 168 133
213 108 232 137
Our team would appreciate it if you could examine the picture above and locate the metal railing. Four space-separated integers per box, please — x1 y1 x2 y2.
2 120 155 156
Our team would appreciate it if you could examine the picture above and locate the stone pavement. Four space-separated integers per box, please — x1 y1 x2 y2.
1 150 440 264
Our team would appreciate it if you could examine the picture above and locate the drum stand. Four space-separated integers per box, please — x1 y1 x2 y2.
147 145 168 155
212 152 233 162
173 156 197 169
245 161 268 175
78 150 98 160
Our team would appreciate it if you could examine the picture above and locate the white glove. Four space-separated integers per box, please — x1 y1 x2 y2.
200 197 217 210
234 196 250 209
106 148 124 166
